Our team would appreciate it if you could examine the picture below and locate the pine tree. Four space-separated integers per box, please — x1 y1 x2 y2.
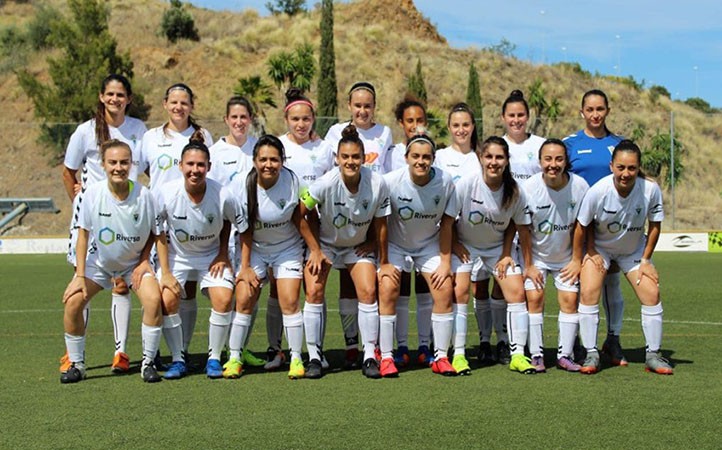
266 0 306 16
316 0 337 136
407 58 427 103
466 62 483 140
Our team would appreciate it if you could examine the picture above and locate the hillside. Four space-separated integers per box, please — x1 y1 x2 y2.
0 0 720 235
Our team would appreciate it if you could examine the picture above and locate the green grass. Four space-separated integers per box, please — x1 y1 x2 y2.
1 253 721 449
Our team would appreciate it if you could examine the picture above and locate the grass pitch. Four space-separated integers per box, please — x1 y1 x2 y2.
1 253 721 449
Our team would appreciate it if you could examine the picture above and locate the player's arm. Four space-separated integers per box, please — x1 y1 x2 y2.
62 166 80 201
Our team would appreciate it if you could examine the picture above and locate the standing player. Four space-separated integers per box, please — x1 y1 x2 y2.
521 139 589 372
60 139 177 384
208 96 255 185
563 89 626 365
576 140 671 375
61 74 147 374
501 90 545 182
300 124 392 378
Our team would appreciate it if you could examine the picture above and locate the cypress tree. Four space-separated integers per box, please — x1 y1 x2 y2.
316 0 337 136
466 61 483 140
407 58 427 103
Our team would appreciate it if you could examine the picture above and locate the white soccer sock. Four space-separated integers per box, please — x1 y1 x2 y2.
244 301 259 348
228 313 252 360
208 310 232 361
474 297 492 343
379 314 396 359
395 296 410 348
416 292 433 347
453 303 468 357
431 312 453 359
578 304 600 352
303 303 324 361
491 298 508 343
111 293 131 355
557 312 579 358
266 297 283 350
321 300 328 352
141 323 162 366
506 302 529 355
162 314 184 362
357 302 379 361
283 312 304 361
602 272 624 336
528 312 544 357
339 297 359 348
641 303 663 353
65 333 85 363
179 297 197 352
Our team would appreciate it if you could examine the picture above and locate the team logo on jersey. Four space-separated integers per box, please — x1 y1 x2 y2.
254 221 263 231
569 201 577 210
635 207 642 215
471 198 484 205
399 206 414 221
468 211 484 225
206 214 215 224
380 197 390 209
362 199 369 210
98 227 116 245
310 154 317 162
334 201 346 207
173 214 187 220
602 208 617 215
175 229 190 243
278 199 286 209
364 153 379 165
157 154 176 171
433 195 441 206
333 213 348 229
133 213 139 223
651 203 663 214
607 221 622 233
527 152 534 161
537 204 551 210
398 196 413 203
452 175 461 183
538 220 553 235
607 145 615 154
99 211 112 217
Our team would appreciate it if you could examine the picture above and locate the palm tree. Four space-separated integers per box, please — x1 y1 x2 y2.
233 75 277 134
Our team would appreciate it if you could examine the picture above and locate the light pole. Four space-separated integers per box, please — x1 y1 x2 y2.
693 65 699 98
561 46 567 61
615 34 621 75
540 9 546 64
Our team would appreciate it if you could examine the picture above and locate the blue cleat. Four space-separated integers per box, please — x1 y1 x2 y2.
206 359 223 379
164 361 187 380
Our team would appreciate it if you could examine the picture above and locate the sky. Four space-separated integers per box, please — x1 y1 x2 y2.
193 0 722 107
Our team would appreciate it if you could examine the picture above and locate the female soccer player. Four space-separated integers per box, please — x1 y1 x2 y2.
140 83 213 362
563 89 627 365
223 135 323 380
501 90 545 182
208 96 255 185
61 74 147 374
521 139 589 372
452 136 537 375
325 82 394 369
60 139 177 384
379 133 457 377
576 140 671 375
154 136 237 380
300 124 392 378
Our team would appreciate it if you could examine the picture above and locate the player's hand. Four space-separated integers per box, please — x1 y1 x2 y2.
131 260 155 291
354 239 376 257
583 253 605 273
306 249 332 277
430 261 452 290
160 273 182 297
73 183 81 197
636 260 659 286
494 256 515 280
378 263 400 287
452 241 470 263
236 266 261 290
63 276 86 303
560 260 581 284
524 265 545 291
208 255 231 279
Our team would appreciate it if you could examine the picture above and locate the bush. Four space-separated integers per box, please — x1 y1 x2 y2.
160 0 199 43
26 4 57 49
684 97 716 114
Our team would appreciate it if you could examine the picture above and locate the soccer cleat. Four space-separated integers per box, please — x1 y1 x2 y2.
59 352 71 373
602 335 629 367
477 342 495 366
242 348 266 367
556 356 582 372
361 358 381 379
531 355 546 373
431 357 457 376
154 350 167 372
288 357 305 379
394 346 411 368
509 354 537 374
417 345 434 367
580 351 600 374
182 351 199 373
645 352 673 375
496 341 511 365
264 347 287 371
141 361 162 383
164 361 187 380
60 362 86 384
380 357 399 378
111 352 130 374
573 337 587 364
452 354 472 376
306 359 323 379
344 347 360 370
320 354 330 370
222 358 243 379
205 358 223 379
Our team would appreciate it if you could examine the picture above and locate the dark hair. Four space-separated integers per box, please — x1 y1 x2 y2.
538 138 572 173
447 102 479 152
404 132 436 157
581 89 609 108
348 81 376 102
501 89 529 115
394 95 427 122
338 124 364 156
225 96 255 118
284 88 315 117
479 136 518 209
95 74 132 146
611 139 646 178
181 132 210 161
100 138 131 162
162 83 204 137
246 135 286 232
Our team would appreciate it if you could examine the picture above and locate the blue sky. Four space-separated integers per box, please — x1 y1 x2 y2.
194 0 722 107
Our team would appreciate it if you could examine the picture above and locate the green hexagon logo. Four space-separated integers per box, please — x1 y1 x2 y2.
399 206 414 221
538 220 553 235
157 154 174 171
175 229 189 243
333 213 348 229
468 211 484 225
607 221 622 233
99 227 115 245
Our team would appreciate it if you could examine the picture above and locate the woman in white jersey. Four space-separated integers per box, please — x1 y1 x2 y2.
576 140 671 375
325 82 394 369
154 135 237 380
300 124 393 378
223 135 323 380
140 83 213 366
501 90 545 182
208 96 256 185
61 74 147 375
521 139 589 372
60 140 178 384
380 133 457 377
452 136 537 375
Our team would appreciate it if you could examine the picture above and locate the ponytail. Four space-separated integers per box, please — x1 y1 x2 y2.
95 74 132 147
479 136 518 209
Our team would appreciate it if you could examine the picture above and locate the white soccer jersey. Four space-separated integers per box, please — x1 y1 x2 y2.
78 180 159 274
325 121 394 174
139 125 213 192
155 178 234 266
302 167 391 248
504 134 545 182
279 134 334 189
522 173 589 265
383 167 457 251
208 137 254 187
455 172 531 250
577 175 664 255
226 167 302 253
388 142 407 172
64 117 147 185
432 146 481 184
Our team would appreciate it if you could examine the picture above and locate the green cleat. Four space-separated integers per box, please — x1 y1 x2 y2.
452 354 472 376
509 354 537 374
288 357 305 380
241 349 266 367
222 357 243 379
